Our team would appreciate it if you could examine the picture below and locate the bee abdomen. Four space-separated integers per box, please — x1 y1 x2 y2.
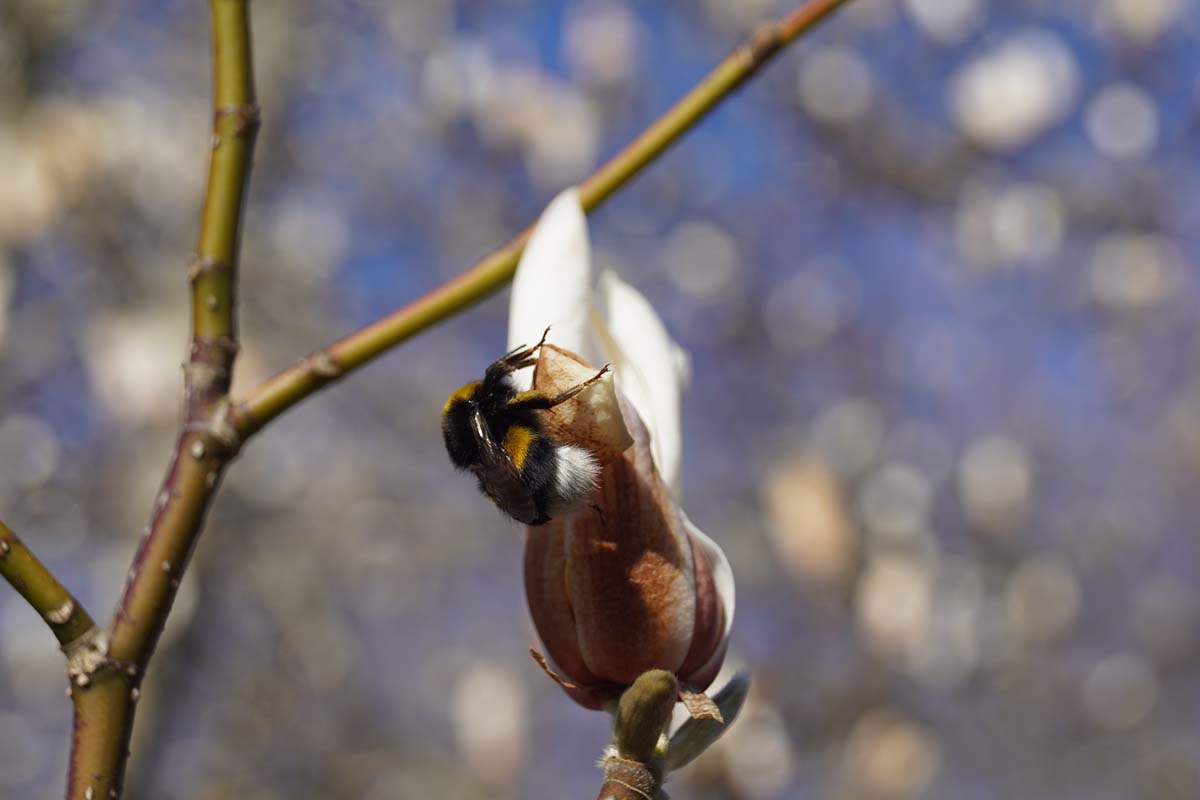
518 438 599 523
552 448 600 503
545 443 599 513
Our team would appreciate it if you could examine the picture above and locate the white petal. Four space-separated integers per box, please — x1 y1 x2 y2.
507 188 595 392
683 511 735 682
593 270 686 495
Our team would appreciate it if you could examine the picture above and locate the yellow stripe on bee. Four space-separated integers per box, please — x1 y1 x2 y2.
511 389 550 406
443 381 481 414
503 425 536 470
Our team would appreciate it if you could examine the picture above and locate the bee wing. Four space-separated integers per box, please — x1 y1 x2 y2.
468 406 506 466
468 408 540 525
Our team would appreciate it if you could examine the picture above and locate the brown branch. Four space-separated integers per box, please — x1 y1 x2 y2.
0 519 95 648
63 2 258 797
229 0 855 442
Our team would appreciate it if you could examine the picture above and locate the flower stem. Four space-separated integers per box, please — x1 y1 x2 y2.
231 0 854 440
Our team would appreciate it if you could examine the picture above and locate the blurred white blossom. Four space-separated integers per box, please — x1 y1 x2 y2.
904 0 984 44
841 709 943 800
1100 0 1185 44
451 662 528 788
564 0 641 89
958 434 1032 536
798 46 874 125
1089 234 1181 313
1083 654 1159 731
951 31 1078 150
763 453 857 587
1085 83 1158 160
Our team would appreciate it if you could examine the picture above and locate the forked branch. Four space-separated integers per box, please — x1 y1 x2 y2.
63 1 259 798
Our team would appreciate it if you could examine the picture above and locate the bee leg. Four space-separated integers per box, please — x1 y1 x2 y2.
501 326 552 366
543 364 611 407
507 364 611 410
488 327 553 379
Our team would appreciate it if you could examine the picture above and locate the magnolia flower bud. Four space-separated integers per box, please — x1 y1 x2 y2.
524 346 732 710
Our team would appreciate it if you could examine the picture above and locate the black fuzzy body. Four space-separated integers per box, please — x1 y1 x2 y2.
442 371 561 526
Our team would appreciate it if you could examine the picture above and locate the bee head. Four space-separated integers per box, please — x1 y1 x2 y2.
442 380 483 469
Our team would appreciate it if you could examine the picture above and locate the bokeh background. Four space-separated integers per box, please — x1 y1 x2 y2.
1 0 1198 798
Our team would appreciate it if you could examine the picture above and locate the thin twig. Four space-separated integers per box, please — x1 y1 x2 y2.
230 0 854 441
63 2 258 798
0 520 95 648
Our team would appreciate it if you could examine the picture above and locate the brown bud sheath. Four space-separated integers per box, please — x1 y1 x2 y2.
524 347 730 710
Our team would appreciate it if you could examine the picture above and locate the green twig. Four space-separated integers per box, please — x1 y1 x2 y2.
230 0 854 441
0 520 95 648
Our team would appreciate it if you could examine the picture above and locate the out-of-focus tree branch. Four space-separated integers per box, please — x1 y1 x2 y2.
229 0 854 442
64 2 259 798
0 519 95 647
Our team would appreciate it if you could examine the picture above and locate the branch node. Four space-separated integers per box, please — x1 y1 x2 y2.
306 350 344 380
182 399 244 458
208 399 243 453
184 362 231 392
64 627 112 689
45 598 75 626
185 336 238 409
186 255 231 284
189 335 239 362
214 102 262 137
746 24 786 68
0 538 9 558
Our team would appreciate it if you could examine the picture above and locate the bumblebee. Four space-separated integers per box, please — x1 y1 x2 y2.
442 329 609 525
